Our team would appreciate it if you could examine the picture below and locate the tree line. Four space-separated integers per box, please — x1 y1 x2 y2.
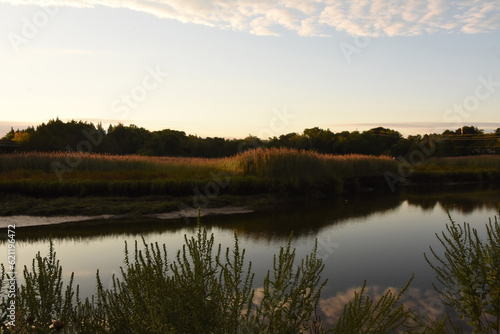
2 118 500 157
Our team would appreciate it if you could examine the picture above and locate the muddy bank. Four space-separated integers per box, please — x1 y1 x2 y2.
0 206 253 229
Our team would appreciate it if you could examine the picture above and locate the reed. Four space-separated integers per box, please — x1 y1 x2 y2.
0 151 224 171
9 149 499 198
0 149 397 182
0 152 229 183
234 147 398 179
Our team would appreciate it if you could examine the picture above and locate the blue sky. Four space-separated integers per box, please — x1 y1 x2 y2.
1 0 499 138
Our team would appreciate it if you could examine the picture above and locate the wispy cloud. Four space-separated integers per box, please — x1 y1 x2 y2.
1 0 499 37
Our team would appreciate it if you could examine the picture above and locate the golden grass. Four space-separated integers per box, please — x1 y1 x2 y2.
233 147 398 180
5 149 497 184
2 149 496 197
0 152 229 181
0 149 399 197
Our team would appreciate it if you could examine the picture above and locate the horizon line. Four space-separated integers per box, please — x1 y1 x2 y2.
1 120 499 139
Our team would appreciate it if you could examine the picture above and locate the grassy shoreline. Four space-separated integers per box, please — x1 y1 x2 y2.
0 148 397 197
1 149 499 216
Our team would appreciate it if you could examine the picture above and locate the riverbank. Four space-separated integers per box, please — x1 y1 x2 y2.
0 194 276 217
1 149 499 217
0 148 397 197
0 206 253 229
1 184 498 229
1 186 498 243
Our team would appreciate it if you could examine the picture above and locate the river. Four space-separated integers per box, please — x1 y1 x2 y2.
1 186 499 329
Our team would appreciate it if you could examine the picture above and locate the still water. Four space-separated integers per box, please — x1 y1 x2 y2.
2 187 499 328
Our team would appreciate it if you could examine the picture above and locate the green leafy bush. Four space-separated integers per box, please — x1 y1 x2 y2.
0 218 329 333
425 215 500 333
334 276 418 333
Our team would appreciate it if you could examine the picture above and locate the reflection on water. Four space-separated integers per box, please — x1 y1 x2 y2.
319 284 449 327
2 192 403 242
404 186 500 214
0 186 499 330
3 186 498 243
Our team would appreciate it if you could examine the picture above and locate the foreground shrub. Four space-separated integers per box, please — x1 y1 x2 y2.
334 276 419 333
99 225 327 333
0 216 329 333
425 215 500 333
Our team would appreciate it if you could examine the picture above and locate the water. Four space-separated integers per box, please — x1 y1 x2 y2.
1 187 499 329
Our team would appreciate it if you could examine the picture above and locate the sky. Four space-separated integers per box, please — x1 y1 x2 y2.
0 0 499 139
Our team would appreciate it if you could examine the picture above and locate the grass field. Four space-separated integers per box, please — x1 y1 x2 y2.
0 149 397 197
415 155 500 171
0 151 224 180
234 147 397 179
1 149 498 201
410 155 500 184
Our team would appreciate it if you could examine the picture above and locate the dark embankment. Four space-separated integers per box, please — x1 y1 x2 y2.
407 155 500 185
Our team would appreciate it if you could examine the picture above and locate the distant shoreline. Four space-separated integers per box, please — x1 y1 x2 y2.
2 120 500 141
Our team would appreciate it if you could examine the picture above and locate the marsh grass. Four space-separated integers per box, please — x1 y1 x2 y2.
410 155 500 184
0 152 233 197
3 149 496 198
234 148 397 180
0 152 225 180
415 155 500 171
232 148 399 194
0 149 398 181
0 149 399 197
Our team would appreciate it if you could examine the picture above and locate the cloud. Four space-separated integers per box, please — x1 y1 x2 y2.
1 0 499 37
320 285 446 326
